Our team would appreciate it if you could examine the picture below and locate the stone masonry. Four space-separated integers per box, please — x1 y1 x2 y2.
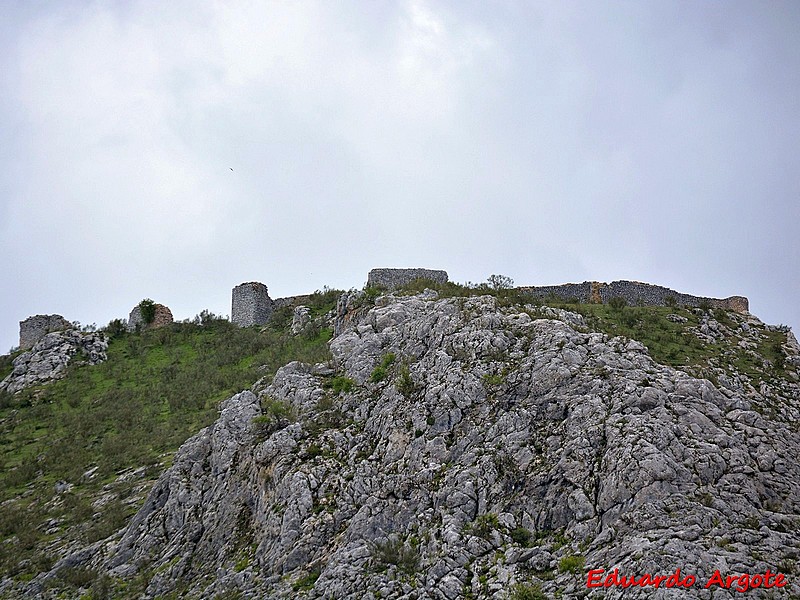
232 282 274 327
19 314 73 351
367 268 448 290
127 303 174 332
519 280 749 313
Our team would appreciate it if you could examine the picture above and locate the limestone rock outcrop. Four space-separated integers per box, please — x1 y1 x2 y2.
48 292 798 598
291 305 312 335
1 330 108 394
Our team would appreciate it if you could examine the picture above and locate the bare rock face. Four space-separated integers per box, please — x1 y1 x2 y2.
1 330 108 394
291 305 312 335
41 294 800 598
127 303 173 331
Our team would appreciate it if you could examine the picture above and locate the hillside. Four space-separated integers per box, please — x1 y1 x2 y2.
1 282 799 599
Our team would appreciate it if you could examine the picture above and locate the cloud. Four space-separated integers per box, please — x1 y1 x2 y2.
0 1 798 351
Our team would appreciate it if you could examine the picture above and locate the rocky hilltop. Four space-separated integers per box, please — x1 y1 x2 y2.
0 329 107 395
27 289 799 599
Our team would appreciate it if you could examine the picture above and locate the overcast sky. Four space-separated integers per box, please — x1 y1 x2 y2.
1 1 798 352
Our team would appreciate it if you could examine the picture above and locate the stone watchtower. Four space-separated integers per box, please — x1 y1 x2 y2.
231 282 274 327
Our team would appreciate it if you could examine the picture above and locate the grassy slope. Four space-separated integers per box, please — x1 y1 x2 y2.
0 290 338 588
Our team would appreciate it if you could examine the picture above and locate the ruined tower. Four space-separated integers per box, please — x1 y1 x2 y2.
19 314 73 350
231 282 274 327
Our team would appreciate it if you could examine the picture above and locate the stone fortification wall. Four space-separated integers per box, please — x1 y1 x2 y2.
367 268 448 289
19 314 73 350
519 280 748 313
273 295 314 310
232 282 274 327
128 303 174 331
518 282 592 303
599 281 749 312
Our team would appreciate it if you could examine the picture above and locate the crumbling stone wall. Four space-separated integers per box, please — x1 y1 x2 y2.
19 314 73 350
367 268 448 289
518 282 592 303
519 280 749 313
232 282 274 327
598 281 749 312
128 303 174 331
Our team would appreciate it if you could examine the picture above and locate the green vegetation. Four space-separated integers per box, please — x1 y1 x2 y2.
509 582 547 600
138 298 157 325
292 568 321 592
370 352 397 383
0 294 339 587
482 373 505 387
325 375 355 394
470 513 501 538
370 536 420 576
252 397 296 440
510 526 533 547
558 554 585 574
487 274 514 290
0 351 17 382
396 364 415 397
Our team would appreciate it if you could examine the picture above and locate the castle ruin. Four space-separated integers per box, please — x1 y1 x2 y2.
367 268 449 290
232 282 274 327
127 302 174 331
519 280 749 313
19 314 73 350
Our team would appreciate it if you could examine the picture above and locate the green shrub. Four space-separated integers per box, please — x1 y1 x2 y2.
103 318 127 339
252 398 295 438
260 397 295 422
370 353 397 383
304 444 324 459
292 568 321 591
608 296 627 311
268 306 293 331
56 565 97 588
509 582 546 600
482 373 504 386
326 375 355 394
396 365 415 397
471 513 500 538
558 554 585 574
138 299 157 324
487 274 514 291
510 526 533 547
371 537 420 576
308 287 341 317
